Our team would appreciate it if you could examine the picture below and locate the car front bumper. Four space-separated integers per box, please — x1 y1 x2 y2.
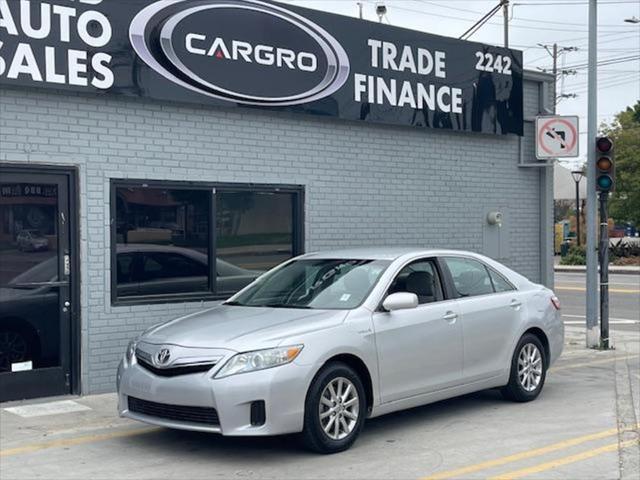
117 357 315 436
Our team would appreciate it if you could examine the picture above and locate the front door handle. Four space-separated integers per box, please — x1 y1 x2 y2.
443 311 458 324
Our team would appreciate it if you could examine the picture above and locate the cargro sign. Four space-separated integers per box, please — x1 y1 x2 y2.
0 0 524 135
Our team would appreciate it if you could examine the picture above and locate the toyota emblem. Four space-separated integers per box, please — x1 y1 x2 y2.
155 348 171 366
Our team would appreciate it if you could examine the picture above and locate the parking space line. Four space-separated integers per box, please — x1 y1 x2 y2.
488 439 638 480
421 427 620 480
550 355 639 372
0 426 157 458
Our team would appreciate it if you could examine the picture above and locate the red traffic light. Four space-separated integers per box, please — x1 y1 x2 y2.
595 137 615 192
596 137 613 153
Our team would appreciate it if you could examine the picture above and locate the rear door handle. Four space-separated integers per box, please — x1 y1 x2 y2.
510 299 522 309
443 311 458 323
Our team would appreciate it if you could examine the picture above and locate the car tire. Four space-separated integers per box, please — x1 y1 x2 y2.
0 328 33 372
301 362 366 454
501 333 547 402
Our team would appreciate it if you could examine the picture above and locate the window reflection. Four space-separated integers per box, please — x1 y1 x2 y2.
115 187 211 297
216 191 294 295
0 183 60 372
113 184 300 301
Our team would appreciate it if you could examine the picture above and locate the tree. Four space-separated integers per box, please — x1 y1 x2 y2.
601 101 640 226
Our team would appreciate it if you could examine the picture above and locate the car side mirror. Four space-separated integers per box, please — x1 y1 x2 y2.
382 292 418 312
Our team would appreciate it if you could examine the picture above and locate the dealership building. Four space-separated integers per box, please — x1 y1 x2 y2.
0 0 554 401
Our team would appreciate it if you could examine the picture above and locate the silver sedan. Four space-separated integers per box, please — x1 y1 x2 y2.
117 248 564 453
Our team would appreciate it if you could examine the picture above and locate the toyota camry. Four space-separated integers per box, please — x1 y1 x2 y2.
117 248 564 453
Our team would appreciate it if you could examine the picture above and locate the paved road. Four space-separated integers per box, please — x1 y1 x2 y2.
1 328 638 480
554 272 640 333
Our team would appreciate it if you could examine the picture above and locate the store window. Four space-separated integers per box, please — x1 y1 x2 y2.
216 191 295 296
111 182 302 304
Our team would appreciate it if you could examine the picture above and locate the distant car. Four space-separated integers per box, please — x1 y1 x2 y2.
0 245 262 372
16 230 49 252
117 248 564 453
0 257 60 372
115 244 263 298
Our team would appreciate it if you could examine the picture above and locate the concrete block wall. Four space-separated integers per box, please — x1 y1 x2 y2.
0 78 551 393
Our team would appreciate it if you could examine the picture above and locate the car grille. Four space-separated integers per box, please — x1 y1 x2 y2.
128 396 220 426
135 355 217 377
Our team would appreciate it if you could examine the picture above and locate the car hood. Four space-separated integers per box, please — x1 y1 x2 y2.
141 305 349 351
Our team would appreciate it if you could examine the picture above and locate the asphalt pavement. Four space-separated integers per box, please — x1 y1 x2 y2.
1 328 639 480
554 272 640 333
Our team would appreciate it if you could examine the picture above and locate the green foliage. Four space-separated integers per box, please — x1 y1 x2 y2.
560 245 586 265
600 102 640 226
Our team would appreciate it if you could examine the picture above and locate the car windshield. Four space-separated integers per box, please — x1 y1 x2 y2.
226 258 390 310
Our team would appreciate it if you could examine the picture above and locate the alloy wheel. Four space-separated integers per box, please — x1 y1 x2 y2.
518 343 543 392
318 377 360 440
0 331 28 371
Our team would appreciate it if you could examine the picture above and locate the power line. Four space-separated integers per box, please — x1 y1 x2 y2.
413 0 637 28
388 3 639 34
460 2 504 40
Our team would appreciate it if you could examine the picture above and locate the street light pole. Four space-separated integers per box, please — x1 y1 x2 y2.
586 0 599 347
571 171 583 246
502 1 509 48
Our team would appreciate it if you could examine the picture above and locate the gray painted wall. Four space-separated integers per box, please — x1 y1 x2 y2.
0 77 552 393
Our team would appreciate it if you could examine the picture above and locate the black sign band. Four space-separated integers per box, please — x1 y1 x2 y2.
0 0 523 135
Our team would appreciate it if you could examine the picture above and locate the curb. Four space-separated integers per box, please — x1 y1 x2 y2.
555 266 640 275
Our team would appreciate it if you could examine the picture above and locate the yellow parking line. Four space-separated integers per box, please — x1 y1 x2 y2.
489 439 639 480
555 286 639 294
0 427 157 458
421 427 620 480
551 355 640 372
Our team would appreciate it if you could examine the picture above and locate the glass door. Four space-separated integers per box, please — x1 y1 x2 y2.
0 172 73 401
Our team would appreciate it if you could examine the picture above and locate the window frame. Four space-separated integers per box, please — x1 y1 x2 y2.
439 255 518 300
376 256 452 311
110 179 305 306
385 258 445 305
486 266 517 293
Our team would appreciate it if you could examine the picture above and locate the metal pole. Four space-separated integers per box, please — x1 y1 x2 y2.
599 193 610 348
358 2 363 19
576 180 581 246
586 0 599 347
503 1 509 48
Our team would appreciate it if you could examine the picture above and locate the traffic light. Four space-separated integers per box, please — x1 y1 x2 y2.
595 136 615 192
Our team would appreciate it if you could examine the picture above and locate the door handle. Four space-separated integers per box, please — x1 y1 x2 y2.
443 311 458 323
510 299 522 309
63 301 71 313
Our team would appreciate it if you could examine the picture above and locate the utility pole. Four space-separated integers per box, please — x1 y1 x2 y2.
599 193 610 348
586 0 599 347
552 43 558 100
502 1 509 48
537 44 578 104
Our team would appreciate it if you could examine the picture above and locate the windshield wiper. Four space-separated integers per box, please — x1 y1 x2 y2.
223 300 244 306
260 303 313 309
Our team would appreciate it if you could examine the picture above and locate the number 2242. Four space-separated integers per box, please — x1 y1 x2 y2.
475 52 512 75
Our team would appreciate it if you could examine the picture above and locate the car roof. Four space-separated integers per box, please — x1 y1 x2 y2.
300 248 485 261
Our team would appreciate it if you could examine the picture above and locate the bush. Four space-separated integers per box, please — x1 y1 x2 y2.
560 245 587 265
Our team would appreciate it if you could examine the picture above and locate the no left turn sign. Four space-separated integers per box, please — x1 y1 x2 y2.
535 115 579 159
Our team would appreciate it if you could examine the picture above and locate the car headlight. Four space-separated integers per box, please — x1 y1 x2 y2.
215 345 303 378
125 339 138 364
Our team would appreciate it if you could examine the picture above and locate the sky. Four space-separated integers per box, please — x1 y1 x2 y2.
280 0 640 170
